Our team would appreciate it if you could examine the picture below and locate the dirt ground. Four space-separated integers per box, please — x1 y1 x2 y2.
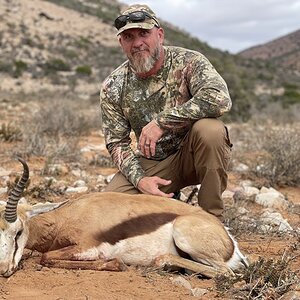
0 104 300 299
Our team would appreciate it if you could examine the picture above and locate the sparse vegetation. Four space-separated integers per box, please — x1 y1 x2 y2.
15 99 98 162
230 122 300 186
76 65 92 76
43 58 71 73
215 249 299 299
14 60 27 77
252 124 300 186
0 123 22 142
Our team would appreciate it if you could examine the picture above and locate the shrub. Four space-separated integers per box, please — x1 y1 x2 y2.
252 124 300 186
43 58 71 73
17 99 98 162
14 60 27 77
0 123 22 142
76 65 92 76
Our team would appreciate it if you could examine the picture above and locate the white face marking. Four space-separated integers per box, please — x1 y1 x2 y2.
0 218 28 277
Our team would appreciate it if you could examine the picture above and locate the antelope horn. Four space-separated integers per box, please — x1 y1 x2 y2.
4 158 29 223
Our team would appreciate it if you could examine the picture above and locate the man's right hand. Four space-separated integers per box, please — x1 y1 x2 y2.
137 176 174 198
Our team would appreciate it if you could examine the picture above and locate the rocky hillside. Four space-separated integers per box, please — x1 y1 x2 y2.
239 29 300 71
0 0 299 122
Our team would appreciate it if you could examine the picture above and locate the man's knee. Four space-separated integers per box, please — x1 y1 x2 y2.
190 118 225 146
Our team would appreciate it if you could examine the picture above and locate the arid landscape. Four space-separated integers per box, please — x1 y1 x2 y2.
0 0 300 299
0 98 299 299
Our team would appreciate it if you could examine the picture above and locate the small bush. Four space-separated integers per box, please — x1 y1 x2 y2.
231 122 300 186
76 65 92 76
17 99 97 162
0 123 22 142
14 60 27 77
43 58 71 73
253 124 300 186
215 252 298 299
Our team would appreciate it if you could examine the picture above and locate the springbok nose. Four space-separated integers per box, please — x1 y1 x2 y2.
2 268 15 277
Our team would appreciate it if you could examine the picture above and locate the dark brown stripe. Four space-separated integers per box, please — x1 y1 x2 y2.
96 212 179 245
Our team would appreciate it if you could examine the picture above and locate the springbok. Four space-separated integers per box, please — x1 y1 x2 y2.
0 158 248 278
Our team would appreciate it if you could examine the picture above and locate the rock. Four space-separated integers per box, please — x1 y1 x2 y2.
170 276 192 290
234 163 249 173
222 190 234 201
73 180 86 187
47 164 69 176
244 186 260 198
260 210 293 232
190 287 208 297
240 180 254 188
71 169 82 177
255 187 289 209
65 186 88 193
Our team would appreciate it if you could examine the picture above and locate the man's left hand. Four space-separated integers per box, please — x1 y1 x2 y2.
139 120 164 158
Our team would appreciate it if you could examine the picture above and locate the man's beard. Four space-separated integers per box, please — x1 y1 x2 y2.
129 45 161 74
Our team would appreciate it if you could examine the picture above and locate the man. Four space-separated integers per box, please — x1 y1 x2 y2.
100 4 232 220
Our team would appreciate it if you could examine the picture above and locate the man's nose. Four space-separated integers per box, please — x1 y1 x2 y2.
132 36 144 48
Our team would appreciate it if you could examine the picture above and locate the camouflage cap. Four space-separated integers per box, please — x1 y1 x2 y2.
115 4 160 35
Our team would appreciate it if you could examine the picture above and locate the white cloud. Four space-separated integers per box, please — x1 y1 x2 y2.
121 0 300 53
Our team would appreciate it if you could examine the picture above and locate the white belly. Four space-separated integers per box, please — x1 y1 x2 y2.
97 222 178 265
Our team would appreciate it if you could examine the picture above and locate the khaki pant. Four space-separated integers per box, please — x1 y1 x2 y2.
105 118 232 218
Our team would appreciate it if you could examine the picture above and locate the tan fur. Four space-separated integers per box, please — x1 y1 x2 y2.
1 192 248 277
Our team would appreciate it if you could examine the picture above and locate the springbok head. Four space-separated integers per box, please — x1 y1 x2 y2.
0 158 65 277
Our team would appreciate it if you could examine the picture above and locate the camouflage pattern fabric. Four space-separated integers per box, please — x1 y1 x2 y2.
100 46 231 187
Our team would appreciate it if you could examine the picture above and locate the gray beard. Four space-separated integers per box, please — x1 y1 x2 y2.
130 46 160 74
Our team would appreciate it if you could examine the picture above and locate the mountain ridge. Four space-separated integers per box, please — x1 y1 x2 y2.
239 29 300 72
0 0 299 122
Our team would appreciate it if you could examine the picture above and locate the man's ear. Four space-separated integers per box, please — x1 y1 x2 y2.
26 201 68 218
157 27 164 44
118 36 122 45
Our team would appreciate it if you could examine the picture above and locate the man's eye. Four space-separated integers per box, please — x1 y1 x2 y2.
140 31 149 37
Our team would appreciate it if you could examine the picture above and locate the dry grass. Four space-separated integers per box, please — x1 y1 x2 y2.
215 241 299 299
230 122 300 186
13 98 99 163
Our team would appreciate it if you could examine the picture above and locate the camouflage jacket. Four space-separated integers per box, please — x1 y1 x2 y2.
100 46 231 187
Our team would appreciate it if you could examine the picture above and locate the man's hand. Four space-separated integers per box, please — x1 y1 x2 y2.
139 120 164 158
137 176 174 198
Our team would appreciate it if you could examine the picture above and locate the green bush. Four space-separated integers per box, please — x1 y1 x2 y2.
43 58 71 73
14 60 27 77
76 65 92 76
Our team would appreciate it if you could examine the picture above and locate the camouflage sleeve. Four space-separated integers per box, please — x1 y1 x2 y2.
155 54 231 130
100 83 145 187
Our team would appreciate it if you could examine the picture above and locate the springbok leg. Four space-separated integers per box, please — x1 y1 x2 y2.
154 254 219 278
40 246 126 271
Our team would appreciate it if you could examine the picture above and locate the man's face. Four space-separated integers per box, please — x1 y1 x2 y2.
119 27 164 74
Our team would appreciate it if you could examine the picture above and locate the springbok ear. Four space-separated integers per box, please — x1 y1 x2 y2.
26 201 68 218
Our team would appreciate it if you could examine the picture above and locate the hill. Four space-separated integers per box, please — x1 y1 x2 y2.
0 0 299 122
239 29 300 72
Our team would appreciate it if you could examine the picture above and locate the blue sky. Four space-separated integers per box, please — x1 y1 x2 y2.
121 0 300 53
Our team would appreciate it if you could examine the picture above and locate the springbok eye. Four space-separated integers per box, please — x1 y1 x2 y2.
15 230 23 239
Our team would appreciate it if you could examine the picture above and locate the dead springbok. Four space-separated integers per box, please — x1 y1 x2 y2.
0 158 248 278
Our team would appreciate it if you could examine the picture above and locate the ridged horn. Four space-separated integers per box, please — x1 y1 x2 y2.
4 158 29 223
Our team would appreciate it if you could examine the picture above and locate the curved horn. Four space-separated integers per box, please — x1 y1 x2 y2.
4 158 29 223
